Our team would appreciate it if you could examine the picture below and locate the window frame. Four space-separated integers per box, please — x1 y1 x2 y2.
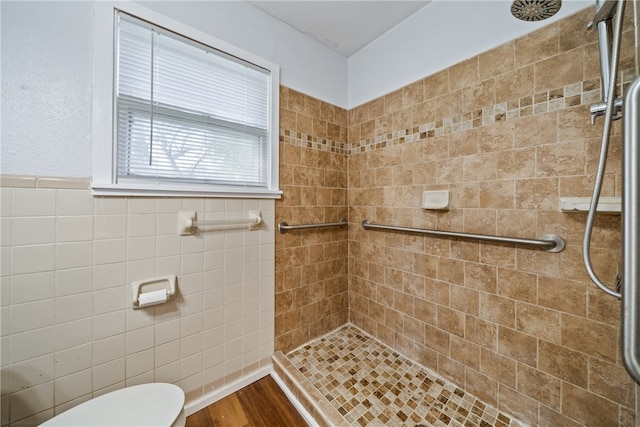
91 1 281 198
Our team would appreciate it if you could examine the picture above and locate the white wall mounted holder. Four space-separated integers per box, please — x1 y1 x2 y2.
132 275 177 309
179 210 262 235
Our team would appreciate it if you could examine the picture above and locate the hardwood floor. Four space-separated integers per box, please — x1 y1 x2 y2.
185 375 309 427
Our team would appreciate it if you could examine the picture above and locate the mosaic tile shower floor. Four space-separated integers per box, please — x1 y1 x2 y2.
286 324 525 427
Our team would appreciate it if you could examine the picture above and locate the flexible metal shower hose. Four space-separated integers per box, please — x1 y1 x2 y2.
583 0 626 299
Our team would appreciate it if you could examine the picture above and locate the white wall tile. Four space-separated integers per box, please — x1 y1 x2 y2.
180 352 202 379
181 199 204 212
204 199 225 212
1 247 11 277
203 326 224 351
54 344 92 377
203 307 224 330
203 345 224 371
157 198 181 214
155 340 180 368
93 263 126 290
126 325 154 355
1 217 11 247
94 197 127 215
125 305 155 331
155 318 180 346
128 199 156 214
204 233 224 251
156 213 177 236
180 332 203 358
180 293 204 316
223 266 243 287
126 259 155 285
126 237 155 261
128 214 156 238
55 293 92 324
223 283 242 306
180 372 204 400
92 358 125 391
1 188 13 217
12 189 55 217
126 370 155 387
155 256 180 277
1 306 9 337
224 230 243 249
93 311 125 341
55 267 92 297
182 252 204 274
55 190 93 216
10 327 54 363
9 381 53 423
11 271 54 304
204 288 223 310
180 273 203 296
11 244 54 275
11 300 54 333
125 348 154 378
94 215 127 240
56 216 93 242
1 276 10 307
11 217 55 246
155 360 180 384
224 247 243 268
54 368 92 405
7 354 54 393
5 187 277 423
1 336 9 367
93 334 125 366
54 393 92 416
54 318 92 351
56 242 93 270
180 312 203 338
204 250 224 272
94 239 126 265
181 235 204 255
157 235 180 257
223 355 242 379
93 286 126 315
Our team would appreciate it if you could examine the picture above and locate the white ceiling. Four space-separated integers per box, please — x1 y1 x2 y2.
247 1 431 57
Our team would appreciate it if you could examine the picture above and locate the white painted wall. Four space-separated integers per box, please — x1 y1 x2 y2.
347 0 592 108
0 1 346 178
1 0 595 176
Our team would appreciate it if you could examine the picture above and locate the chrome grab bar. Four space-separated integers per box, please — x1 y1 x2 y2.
622 75 640 384
278 218 347 234
361 220 565 253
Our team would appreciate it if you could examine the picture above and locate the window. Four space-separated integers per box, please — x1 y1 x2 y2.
92 3 281 197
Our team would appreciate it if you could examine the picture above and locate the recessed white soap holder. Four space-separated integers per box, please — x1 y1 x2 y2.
559 196 621 214
422 190 450 210
132 275 177 309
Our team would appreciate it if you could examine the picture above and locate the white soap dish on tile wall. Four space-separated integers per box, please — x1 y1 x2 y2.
132 275 177 309
559 197 621 214
421 190 450 210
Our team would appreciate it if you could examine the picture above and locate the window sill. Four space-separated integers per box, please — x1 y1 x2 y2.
91 182 283 199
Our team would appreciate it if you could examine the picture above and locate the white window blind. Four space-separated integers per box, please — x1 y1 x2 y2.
115 12 272 189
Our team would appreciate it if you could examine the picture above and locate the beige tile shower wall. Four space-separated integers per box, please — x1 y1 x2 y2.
0 178 275 426
348 7 637 427
274 87 349 353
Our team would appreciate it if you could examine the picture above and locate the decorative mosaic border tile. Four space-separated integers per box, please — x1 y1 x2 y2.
284 324 526 427
281 69 638 157
280 130 349 156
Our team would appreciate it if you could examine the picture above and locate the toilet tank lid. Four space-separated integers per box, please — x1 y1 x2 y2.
40 383 185 426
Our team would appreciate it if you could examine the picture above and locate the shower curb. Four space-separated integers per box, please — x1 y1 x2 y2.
272 351 350 427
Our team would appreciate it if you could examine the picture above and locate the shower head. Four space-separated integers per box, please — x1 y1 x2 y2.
510 0 562 21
